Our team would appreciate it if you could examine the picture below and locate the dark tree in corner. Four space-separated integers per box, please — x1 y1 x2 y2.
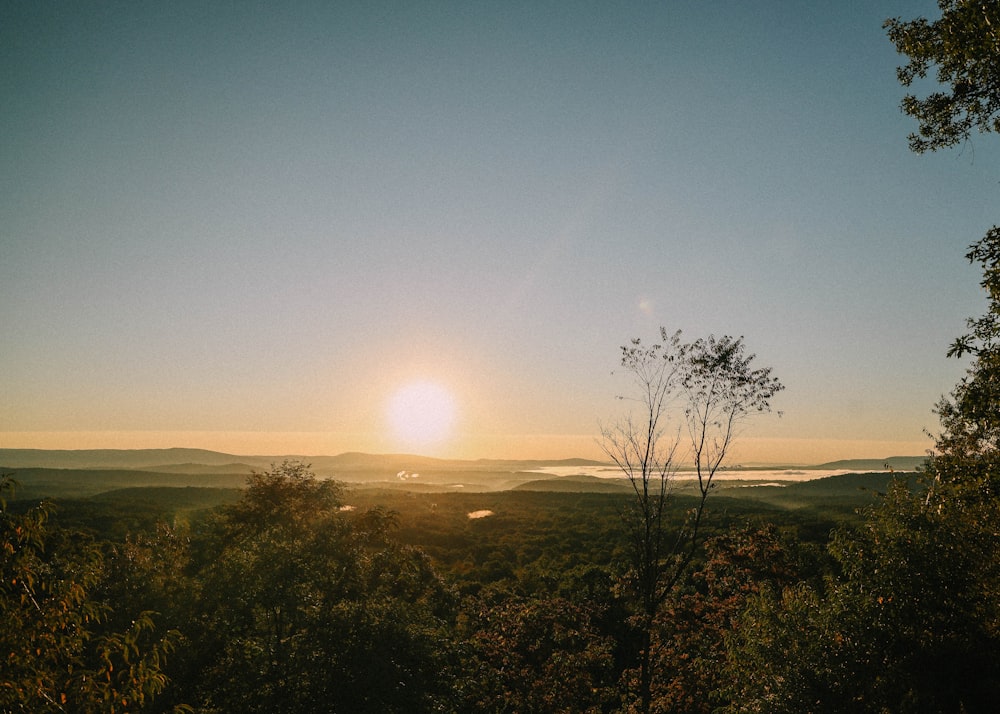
885 0 1000 153
888 3 1000 658
722 7 1000 712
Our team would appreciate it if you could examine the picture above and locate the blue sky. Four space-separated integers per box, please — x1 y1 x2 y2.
2 1 997 463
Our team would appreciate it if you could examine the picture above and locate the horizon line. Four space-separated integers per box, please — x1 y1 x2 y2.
0 430 933 466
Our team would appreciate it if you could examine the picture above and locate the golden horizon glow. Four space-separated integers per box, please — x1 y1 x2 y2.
0 431 932 465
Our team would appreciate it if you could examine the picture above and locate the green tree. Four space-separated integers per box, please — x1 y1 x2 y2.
889 3 1000 703
602 330 783 714
0 475 180 713
723 7 1000 709
934 227 1000 467
459 591 617 713
650 525 799 714
885 0 1000 153
191 461 458 713
97 522 198 713
868 1 1000 477
724 479 1000 713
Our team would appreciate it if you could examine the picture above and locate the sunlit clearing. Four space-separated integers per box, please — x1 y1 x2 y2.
387 380 457 449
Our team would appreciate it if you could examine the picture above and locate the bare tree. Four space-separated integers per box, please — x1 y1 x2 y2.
602 328 783 714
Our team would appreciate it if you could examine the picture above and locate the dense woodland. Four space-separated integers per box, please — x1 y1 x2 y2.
3 449 998 712
0 462 927 713
6 3 1000 711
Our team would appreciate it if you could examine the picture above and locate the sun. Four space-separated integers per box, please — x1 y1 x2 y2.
386 380 458 449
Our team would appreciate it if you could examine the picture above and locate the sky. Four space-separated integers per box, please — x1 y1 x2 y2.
2 1 998 465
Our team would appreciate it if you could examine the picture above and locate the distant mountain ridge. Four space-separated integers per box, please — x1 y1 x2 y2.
0 449 930 500
0 448 928 474
0 448 263 470
812 456 927 472
137 462 259 475
513 474 632 493
0 448 607 474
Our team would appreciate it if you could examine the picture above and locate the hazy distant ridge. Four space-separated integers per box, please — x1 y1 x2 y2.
0 449 930 500
0 448 607 474
0 448 928 474
812 456 927 472
0 448 262 470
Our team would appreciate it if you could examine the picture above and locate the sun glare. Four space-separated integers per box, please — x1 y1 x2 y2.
387 380 457 449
